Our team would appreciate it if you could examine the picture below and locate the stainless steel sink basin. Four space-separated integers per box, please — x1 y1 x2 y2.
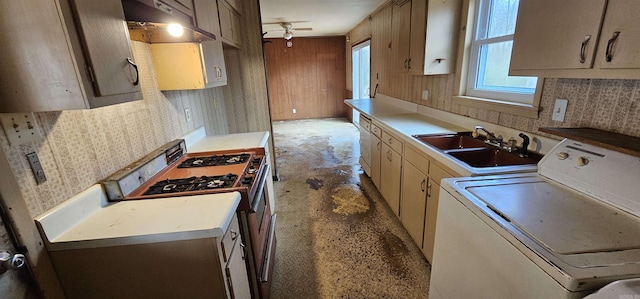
412 133 543 169
413 134 489 150
447 148 543 168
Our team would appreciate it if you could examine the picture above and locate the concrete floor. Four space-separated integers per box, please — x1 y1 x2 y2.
270 118 431 298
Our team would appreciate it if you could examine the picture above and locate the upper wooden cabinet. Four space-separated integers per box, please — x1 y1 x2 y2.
194 0 222 36
0 0 142 113
218 0 242 48
510 0 640 79
392 0 460 75
151 40 227 90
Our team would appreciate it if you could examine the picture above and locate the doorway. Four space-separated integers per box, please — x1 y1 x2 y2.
351 40 371 127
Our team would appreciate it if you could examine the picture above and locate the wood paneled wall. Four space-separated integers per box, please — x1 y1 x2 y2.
264 37 347 121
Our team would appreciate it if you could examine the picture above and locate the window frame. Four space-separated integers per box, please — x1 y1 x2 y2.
454 0 542 118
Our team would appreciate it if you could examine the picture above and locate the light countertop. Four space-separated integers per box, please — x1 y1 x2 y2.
35 185 241 251
184 127 269 152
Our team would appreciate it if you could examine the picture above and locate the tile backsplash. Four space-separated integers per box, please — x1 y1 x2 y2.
418 76 640 139
0 41 229 217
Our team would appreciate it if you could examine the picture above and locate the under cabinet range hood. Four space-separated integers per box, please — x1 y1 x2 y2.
122 0 216 43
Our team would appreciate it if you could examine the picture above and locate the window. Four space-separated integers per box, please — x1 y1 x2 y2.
466 0 537 104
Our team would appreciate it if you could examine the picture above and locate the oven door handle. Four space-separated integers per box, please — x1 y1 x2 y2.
250 164 270 213
261 214 277 282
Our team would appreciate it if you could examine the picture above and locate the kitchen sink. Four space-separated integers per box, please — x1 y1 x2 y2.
412 133 543 169
447 148 543 168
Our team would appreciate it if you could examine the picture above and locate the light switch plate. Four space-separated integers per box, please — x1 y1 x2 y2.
0 113 43 146
26 152 47 185
184 108 192 122
552 99 568 122
422 90 429 101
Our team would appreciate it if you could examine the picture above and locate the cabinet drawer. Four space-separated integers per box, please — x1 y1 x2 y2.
382 131 403 154
405 146 429 175
359 117 371 131
429 162 454 186
371 123 382 138
221 214 240 262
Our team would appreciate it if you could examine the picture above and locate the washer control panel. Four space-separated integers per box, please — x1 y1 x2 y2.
539 139 640 217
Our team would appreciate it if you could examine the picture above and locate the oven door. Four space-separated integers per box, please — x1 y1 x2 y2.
247 164 276 298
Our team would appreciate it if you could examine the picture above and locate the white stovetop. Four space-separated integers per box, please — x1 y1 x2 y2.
36 128 270 251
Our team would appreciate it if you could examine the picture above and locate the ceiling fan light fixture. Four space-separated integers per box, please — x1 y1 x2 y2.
283 31 293 40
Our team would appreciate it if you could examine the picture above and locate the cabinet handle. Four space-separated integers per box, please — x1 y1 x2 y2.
420 178 426 192
388 138 393 144
215 66 222 79
579 35 591 64
605 31 620 62
126 58 139 86
230 230 238 241
407 58 412 69
386 150 392 161
377 141 381 150
240 241 246 259
427 182 433 198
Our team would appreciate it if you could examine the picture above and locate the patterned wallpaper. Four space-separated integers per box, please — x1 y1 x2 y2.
0 41 230 217
417 75 640 139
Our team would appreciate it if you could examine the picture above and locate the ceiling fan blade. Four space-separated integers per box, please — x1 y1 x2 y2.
293 28 313 31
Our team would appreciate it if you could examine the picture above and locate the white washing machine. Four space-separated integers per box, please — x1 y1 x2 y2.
429 138 640 298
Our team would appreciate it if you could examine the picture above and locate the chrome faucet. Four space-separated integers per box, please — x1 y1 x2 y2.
473 126 503 146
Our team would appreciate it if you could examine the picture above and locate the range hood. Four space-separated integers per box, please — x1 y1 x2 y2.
122 0 216 43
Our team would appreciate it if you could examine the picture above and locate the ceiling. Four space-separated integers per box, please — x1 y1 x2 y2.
259 0 387 39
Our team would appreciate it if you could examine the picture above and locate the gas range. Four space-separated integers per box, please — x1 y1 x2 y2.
103 139 266 208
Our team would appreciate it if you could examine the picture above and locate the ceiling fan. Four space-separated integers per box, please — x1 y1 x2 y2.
263 22 312 40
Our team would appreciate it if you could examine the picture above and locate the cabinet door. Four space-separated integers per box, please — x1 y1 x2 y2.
218 0 242 48
194 0 221 36
401 161 428 248
597 0 640 69
392 1 412 72
407 0 426 74
202 39 228 87
510 0 607 71
423 0 460 75
151 43 206 90
226 240 251 299
0 0 85 112
370 135 382 189
71 0 141 97
422 178 439 263
381 144 402 217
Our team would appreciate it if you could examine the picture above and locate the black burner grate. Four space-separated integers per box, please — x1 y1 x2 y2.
177 153 250 168
142 174 238 195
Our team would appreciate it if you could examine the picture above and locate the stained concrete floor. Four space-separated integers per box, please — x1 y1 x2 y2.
270 118 431 298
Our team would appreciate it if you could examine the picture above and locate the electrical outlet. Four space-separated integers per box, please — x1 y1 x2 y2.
552 99 568 122
293 109 297 114
27 152 47 185
422 90 429 101
0 113 43 146
214 98 218 110
184 108 192 122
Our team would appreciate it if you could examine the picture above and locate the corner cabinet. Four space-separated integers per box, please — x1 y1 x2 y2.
510 0 640 79
0 0 142 113
151 40 228 90
392 0 460 75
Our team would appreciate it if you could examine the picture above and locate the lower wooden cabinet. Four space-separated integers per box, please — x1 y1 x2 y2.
380 142 403 217
401 145 458 263
370 126 382 189
401 160 428 247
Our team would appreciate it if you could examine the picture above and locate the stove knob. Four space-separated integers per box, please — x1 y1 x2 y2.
556 152 569 160
577 156 589 166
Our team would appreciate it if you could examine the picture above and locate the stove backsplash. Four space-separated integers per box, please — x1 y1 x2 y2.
0 41 230 217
